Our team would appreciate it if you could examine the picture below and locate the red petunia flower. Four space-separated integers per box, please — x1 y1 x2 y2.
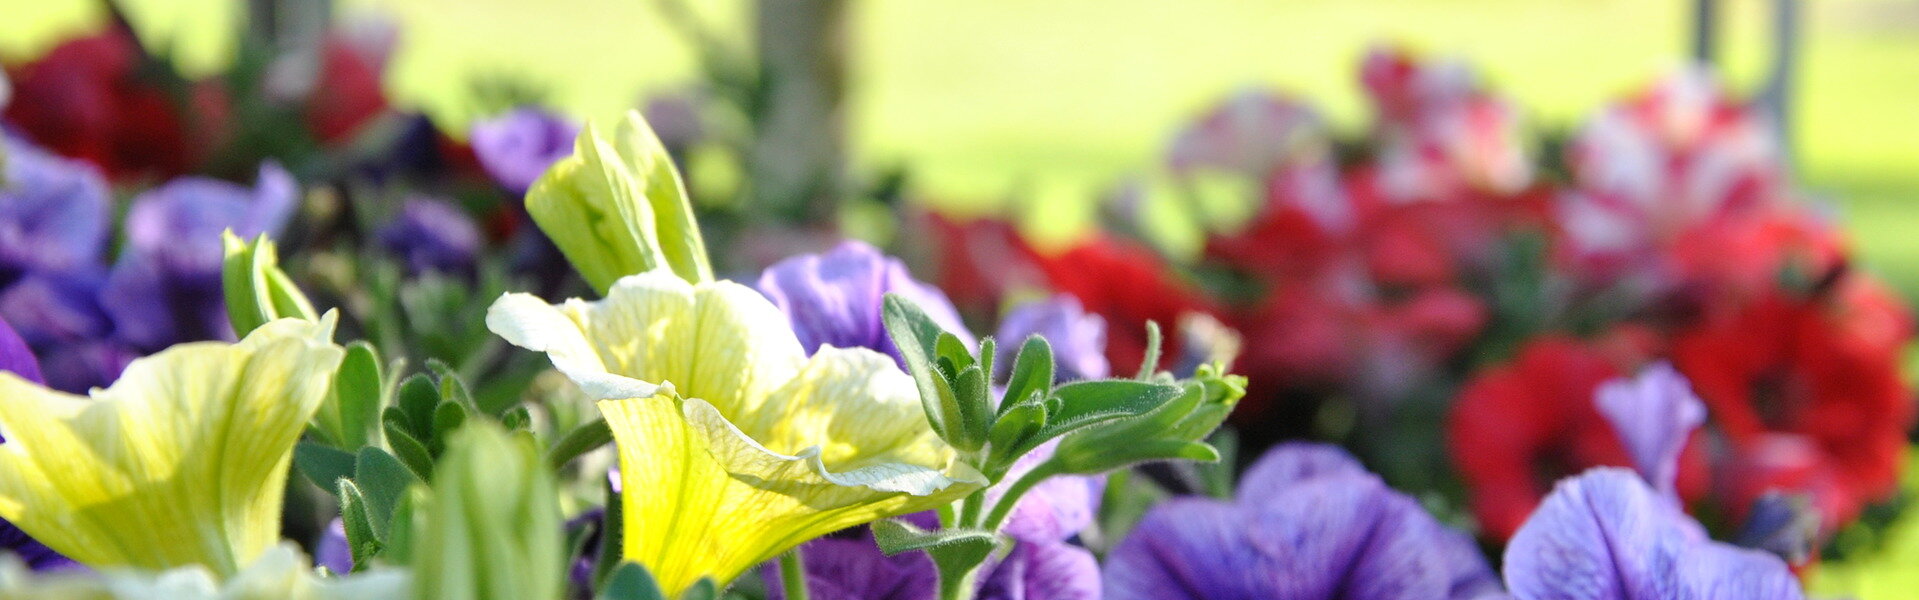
1672 276 1914 532
3 28 227 180
1449 331 1707 540
1028 234 1217 375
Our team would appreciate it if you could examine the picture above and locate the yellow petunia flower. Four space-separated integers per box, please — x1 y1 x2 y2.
525 110 712 292
487 271 985 596
0 316 345 577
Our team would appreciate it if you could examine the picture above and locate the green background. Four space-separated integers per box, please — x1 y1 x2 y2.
2 0 1913 296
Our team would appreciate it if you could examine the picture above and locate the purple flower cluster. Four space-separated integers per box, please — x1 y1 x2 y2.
0 135 296 391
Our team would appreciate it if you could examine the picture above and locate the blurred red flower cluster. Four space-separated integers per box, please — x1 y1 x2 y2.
3 22 389 181
926 46 1913 544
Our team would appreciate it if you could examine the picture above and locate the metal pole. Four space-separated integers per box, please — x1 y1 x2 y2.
1692 0 1718 66
1760 0 1800 172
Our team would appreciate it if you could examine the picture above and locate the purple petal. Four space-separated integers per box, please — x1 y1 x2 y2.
0 271 110 347
378 197 482 275
0 316 42 385
764 537 937 600
1234 441 1368 505
1104 498 1267 600
470 108 580 195
1594 362 1705 500
993 296 1109 383
979 541 1100 600
316 518 353 574
0 136 109 282
757 240 972 366
1503 468 1803 600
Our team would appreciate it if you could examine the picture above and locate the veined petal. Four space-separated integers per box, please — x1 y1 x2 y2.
487 271 802 414
0 316 343 577
489 272 982 595
600 347 983 595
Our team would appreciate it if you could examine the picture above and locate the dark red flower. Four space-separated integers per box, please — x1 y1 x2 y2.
303 34 389 146
1449 331 1707 540
1029 234 1216 375
1672 276 1914 532
4 28 226 180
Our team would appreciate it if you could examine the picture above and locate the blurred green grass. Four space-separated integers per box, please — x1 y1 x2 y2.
3 0 1914 298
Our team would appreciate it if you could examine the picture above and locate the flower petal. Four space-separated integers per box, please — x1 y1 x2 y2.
0 316 342 575
1594 362 1705 499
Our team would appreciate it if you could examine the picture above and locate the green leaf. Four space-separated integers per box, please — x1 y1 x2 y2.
396 374 440 439
935 332 975 376
883 294 957 442
871 519 999 597
338 479 383 571
383 420 435 479
1039 380 1185 439
382 488 424 565
871 518 999 559
328 341 385 449
595 562 667 600
1134 320 1163 380
293 441 356 493
1057 440 1220 475
950 364 991 452
354 447 422 540
502 405 533 431
548 418 614 470
430 401 469 453
437 368 475 411
986 396 1047 466
679 579 718 600
592 477 625 589
1000 336 1054 417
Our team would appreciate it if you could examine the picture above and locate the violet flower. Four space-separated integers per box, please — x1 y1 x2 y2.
378 196 483 275
100 162 296 351
994 295 1109 383
471 107 580 195
1594 362 1705 501
1502 469 1803 600
1502 365 1803 599
1104 443 1503 600
757 240 973 366
0 135 109 285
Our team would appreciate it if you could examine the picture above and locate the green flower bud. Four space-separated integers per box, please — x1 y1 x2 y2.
222 230 320 337
411 422 566 600
525 110 712 291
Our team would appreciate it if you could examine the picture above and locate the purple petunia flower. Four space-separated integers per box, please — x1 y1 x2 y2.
378 197 483 276
0 135 109 285
1503 469 1803 600
993 296 1109 383
470 108 580 195
101 162 296 351
1104 443 1502 600
978 540 1100 600
1594 362 1705 502
766 536 939 600
757 240 974 367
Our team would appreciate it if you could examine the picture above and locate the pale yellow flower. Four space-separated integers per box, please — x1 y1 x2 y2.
0 316 344 576
487 271 984 595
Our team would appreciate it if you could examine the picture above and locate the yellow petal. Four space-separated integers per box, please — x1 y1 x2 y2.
0 543 408 599
488 273 985 595
0 316 345 577
525 111 711 292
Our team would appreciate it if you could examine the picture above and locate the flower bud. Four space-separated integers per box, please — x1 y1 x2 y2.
524 110 711 291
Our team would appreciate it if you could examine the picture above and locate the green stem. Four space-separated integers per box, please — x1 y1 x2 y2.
938 566 980 600
780 549 810 600
980 460 1065 533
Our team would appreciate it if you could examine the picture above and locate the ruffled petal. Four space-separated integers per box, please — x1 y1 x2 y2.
0 316 342 576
